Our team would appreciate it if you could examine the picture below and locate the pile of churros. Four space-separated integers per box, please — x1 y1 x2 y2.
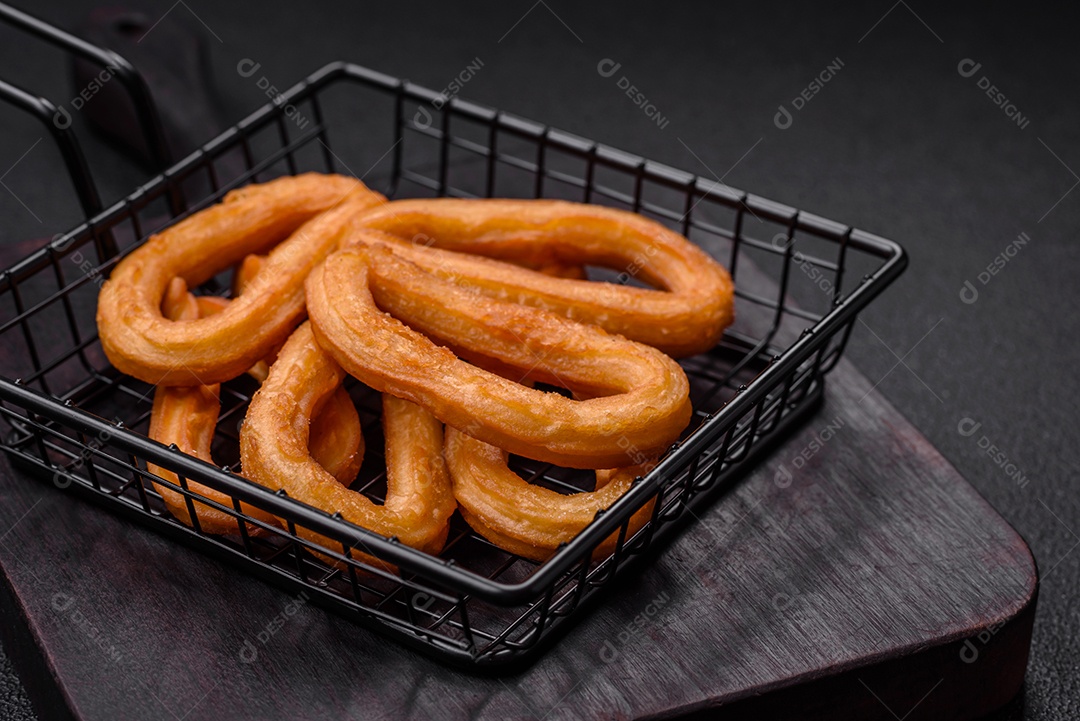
95 173 734 564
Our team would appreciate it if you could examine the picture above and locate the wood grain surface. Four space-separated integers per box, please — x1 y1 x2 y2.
0 353 1036 720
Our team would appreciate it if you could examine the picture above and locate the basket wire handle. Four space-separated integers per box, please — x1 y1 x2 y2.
0 76 101 218
0 1 177 222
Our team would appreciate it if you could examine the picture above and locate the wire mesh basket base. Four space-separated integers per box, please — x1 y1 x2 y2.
0 62 905 668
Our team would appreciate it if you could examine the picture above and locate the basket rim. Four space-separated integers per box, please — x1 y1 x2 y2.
0 60 908 606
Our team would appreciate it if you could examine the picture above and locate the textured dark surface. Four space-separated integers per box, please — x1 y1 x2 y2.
0 1 1075 719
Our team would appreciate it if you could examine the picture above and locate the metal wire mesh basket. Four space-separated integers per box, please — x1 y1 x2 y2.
0 13 906 670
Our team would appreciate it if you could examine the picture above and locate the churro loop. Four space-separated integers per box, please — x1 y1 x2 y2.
193 255 364 480
348 198 734 357
148 276 363 534
239 322 456 562
98 173 385 385
445 428 654 561
306 245 692 469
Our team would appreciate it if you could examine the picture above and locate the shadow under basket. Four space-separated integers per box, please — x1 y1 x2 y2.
0 62 905 669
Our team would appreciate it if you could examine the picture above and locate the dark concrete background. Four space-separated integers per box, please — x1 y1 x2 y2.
0 1 1076 719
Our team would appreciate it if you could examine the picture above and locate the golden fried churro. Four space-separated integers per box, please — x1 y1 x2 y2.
348 198 734 357
445 427 655 561
148 278 363 534
240 323 456 563
98 173 385 385
306 245 691 469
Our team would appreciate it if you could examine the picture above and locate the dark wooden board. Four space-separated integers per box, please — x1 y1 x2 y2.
0 351 1036 721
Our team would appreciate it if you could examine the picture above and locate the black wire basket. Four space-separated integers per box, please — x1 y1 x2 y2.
0 8 905 670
